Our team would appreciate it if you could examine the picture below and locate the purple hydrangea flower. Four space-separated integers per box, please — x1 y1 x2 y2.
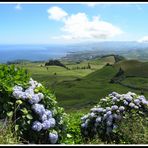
112 113 118 119
134 99 140 105
90 112 95 118
97 107 104 113
124 94 133 102
103 114 108 120
40 114 48 122
48 118 56 128
38 93 44 101
124 100 128 106
42 120 51 130
81 123 87 128
106 111 112 116
142 100 148 105
107 115 113 122
28 94 40 105
49 132 58 144
45 109 52 119
32 104 46 116
106 107 111 112
32 121 42 132
96 117 102 123
119 106 125 112
112 97 118 102
129 102 135 108
13 86 23 91
111 92 118 96
111 105 118 111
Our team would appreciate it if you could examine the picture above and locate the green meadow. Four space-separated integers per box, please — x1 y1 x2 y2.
16 55 148 113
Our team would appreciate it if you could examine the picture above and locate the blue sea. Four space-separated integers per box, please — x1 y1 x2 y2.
0 44 81 63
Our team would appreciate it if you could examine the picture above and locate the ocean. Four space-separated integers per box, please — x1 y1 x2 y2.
0 44 77 63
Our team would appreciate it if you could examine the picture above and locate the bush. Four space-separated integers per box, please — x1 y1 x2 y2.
80 91 148 144
0 65 68 144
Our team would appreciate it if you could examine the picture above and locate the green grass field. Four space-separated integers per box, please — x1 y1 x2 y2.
16 56 148 113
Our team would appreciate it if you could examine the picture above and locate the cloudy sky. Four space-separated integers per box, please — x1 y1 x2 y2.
0 2 148 44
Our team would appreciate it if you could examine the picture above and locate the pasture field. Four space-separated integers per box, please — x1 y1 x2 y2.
15 56 148 113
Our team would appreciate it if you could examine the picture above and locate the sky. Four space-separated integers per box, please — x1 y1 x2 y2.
0 2 148 44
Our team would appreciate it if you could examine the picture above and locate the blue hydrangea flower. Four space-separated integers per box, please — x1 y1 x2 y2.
81 123 87 128
107 115 113 122
112 97 118 102
45 109 52 119
103 114 108 120
96 116 102 123
97 107 104 113
129 102 135 108
32 104 46 116
13 86 23 91
111 92 118 96
25 88 34 95
112 113 118 119
106 107 111 112
142 100 148 105
124 94 133 102
32 121 42 132
123 100 128 106
111 105 118 111
28 94 40 105
42 120 51 130
138 96 146 101
106 111 112 116
134 99 140 105
90 112 95 118
38 93 44 101
40 114 48 122
119 106 125 112
49 118 56 128
12 90 22 99
49 132 58 144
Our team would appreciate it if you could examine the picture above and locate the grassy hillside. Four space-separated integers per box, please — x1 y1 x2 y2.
54 64 148 111
114 60 148 77
15 56 148 112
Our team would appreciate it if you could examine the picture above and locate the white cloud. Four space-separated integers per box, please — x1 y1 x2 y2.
48 7 123 41
47 6 68 21
15 4 22 10
85 2 98 7
138 36 148 43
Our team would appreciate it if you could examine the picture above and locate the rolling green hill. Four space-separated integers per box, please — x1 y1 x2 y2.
114 60 148 77
15 56 148 112
54 60 148 111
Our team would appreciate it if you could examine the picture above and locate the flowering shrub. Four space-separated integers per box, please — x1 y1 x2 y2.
80 91 148 143
0 65 68 144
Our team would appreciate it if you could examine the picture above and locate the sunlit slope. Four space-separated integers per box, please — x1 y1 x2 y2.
114 60 148 77
55 60 148 111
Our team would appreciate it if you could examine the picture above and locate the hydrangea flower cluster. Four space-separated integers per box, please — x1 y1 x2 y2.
12 78 58 144
81 91 148 138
